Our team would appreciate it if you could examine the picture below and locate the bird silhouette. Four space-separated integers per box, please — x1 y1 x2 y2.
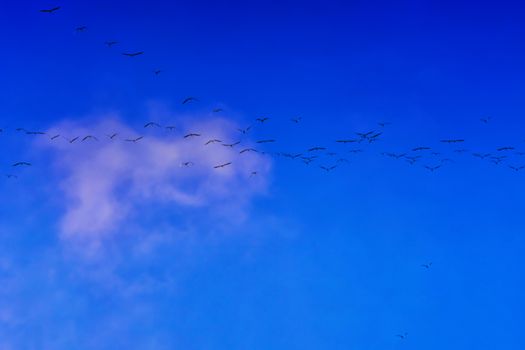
205 139 222 145
40 7 60 13
256 117 269 123
122 51 144 57
182 97 198 104
125 136 143 143
12 162 31 167
214 162 232 169
184 133 201 138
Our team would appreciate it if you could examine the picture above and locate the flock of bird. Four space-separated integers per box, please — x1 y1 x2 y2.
1 5 524 342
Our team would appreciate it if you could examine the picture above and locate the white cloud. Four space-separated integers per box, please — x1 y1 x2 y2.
40 114 271 246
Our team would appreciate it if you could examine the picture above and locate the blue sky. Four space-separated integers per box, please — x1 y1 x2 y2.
1 0 525 349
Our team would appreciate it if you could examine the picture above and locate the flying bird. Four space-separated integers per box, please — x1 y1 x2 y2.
40 7 60 13
153 69 162 75
144 122 161 128
256 139 275 144
182 97 198 104
291 117 302 123
497 146 515 151
308 147 326 152
125 136 143 143
336 139 358 144
50 134 60 140
223 141 240 147
425 165 441 172
184 133 201 138
440 139 465 143
122 51 144 57
509 165 525 171
68 136 79 144
12 162 31 167
76 26 87 32
181 161 194 167
237 126 251 134
480 116 491 123
105 41 118 47
205 139 222 145
213 108 223 113
320 165 337 172
214 162 232 169
256 117 269 123
82 135 98 142
421 262 433 269
240 148 258 154
412 147 431 151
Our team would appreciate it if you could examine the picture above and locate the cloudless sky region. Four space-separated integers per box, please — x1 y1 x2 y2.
1 1 525 349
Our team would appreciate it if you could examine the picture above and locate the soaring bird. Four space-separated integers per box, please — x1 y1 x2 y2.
237 126 251 134
336 139 358 144
13 162 31 167
223 141 240 147
291 117 302 123
105 41 118 47
205 139 222 145
107 133 118 140
181 161 194 167
214 162 232 169
184 133 201 138
76 26 87 32
256 139 275 144
40 7 60 13
122 51 144 57
440 139 465 143
182 97 198 104
240 148 258 154
425 165 441 172
26 131 46 135
50 134 60 140
153 69 162 75
396 333 408 340
480 116 491 123
320 165 337 172
509 165 525 171
356 131 375 138
213 108 224 113
256 117 269 123
144 122 161 128
68 137 79 144
5 174 18 179
82 135 98 142
421 262 433 269
125 136 143 143
412 146 431 151
378 122 391 127
308 147 326 152
497 146 515 151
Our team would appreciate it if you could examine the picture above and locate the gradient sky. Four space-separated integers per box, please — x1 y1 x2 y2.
1 1 525 349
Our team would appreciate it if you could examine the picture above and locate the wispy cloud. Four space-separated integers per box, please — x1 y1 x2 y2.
40 114 271 248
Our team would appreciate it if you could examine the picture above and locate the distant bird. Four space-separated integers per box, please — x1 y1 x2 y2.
214 162 232 169
82 135 98 142
509 165 525 171
237 126 251 134
348 149 363 154
256 139 275 144
76 26 87 32
421 262 433 269
378 122 391 127
205 139 222 145
256 117 269 123
454 149 469 153
291 117 302 123
308 147 326 152
213 108 223 113
122 51 144 57
181 161 194 167
184 133 201 138
125 136 143 143
107 133 118 140
50 134 60 140
480 116 491 123
26 131 45 135
497 146 515 151
223 141 240 147
396 333 408 340
336 139 358 144
412 147 431 151
105 41 118 47
250 171 258 177
367 132 382 142
320 165 337 172
144 122 161 128
40 7 60 13
356 131 375 138
5 174 18 179
425 165 441 172
440 139 465 143
153 69 162 75
12 162 31 167
182 97 197 104
472 153 491 159
337 158 350 163
240 148 258 154
68 137 79 144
